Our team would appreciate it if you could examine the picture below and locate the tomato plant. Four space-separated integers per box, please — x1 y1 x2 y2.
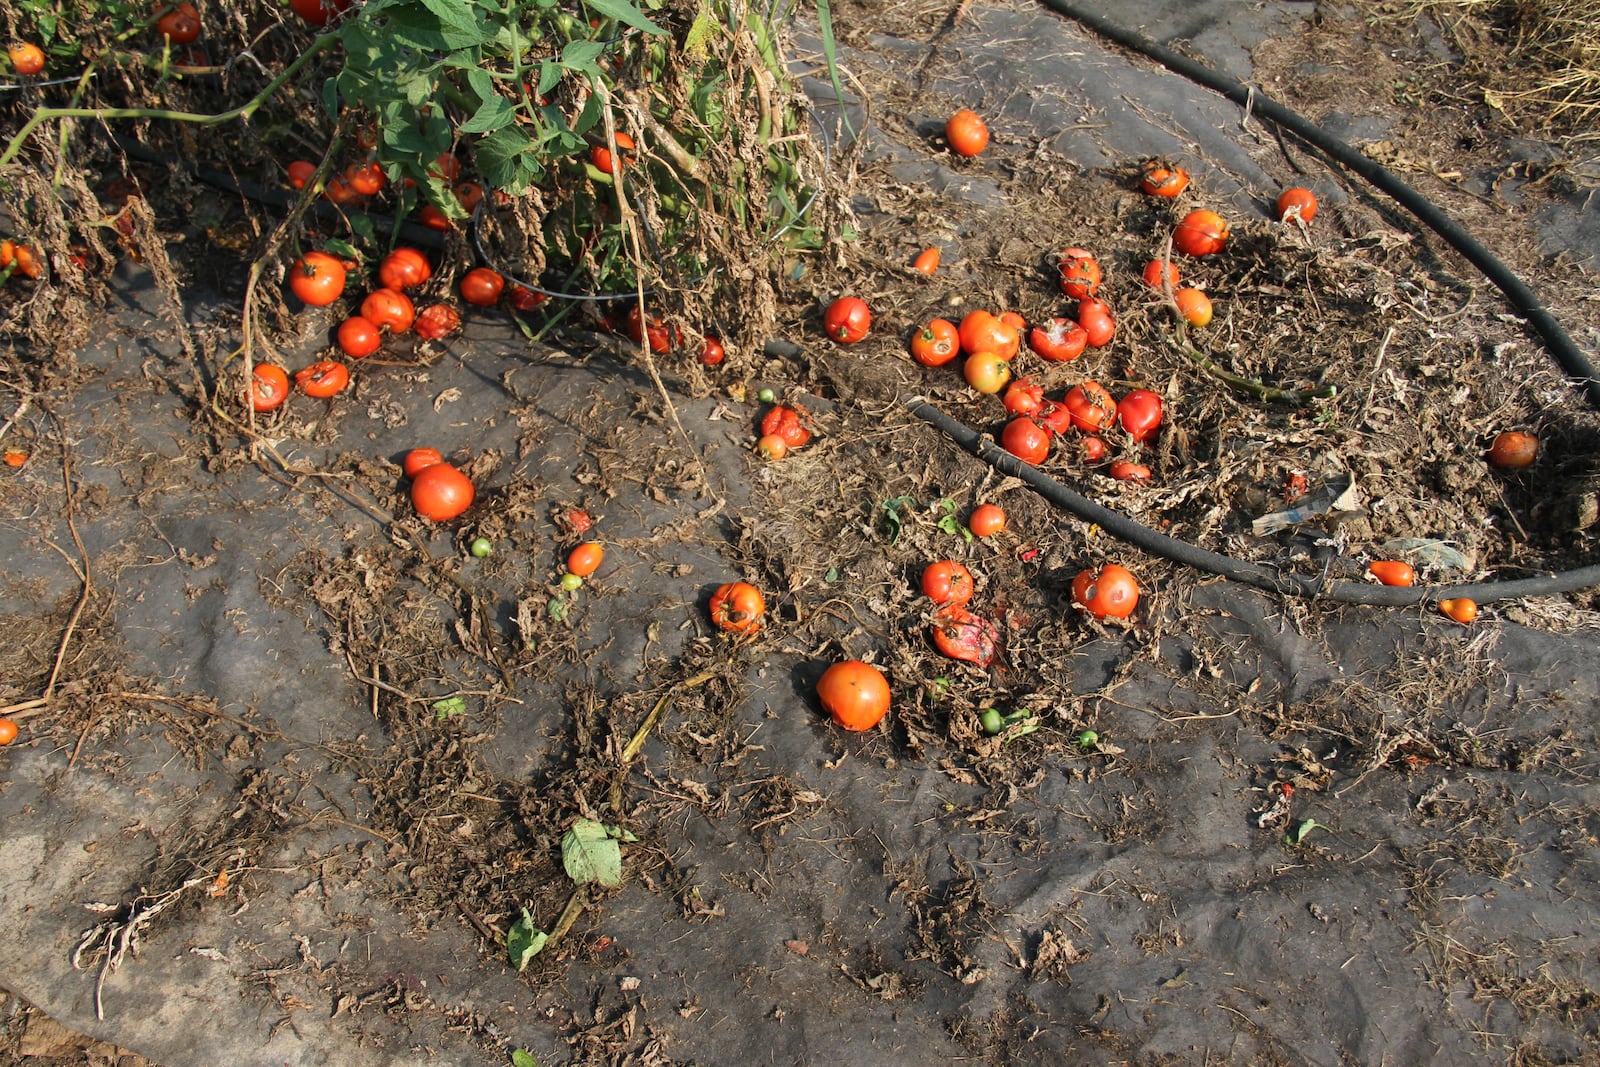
460 268 505 308
361 288 416 335
959 310 1020 360
931 605 999 667
1367 560 1415 587
1139 161 1189 197
963 351 1011 394
945 109 990 157
968 504 1005 538
1063 381 1116 433
761 405 812 449
1174 209 1230 257
1109 460 1152 483
1173 287 1213 327
709 581 765 633
8 42 44 76
1002 378 1044 418
288 251 347 307
1438 598 1478 624
1077 298 1115 348
1276 187 1318 222
155 3 201 43
816 660 891 731
567 542 605 577
1488 430 1538 469
1028 318 1088 362
251 364 290 412
403 447 444 477
1071 563 1140 620
823 296 871 343
910 318 960 367
1142 258 1180 290
378 248 432 291
912 248 940 275
1001 417 1051 466
411 462 475 521
920 560 974 607
337 315 383 358
1056 248 1101 299
1115 389 1164 443
414 303 461 340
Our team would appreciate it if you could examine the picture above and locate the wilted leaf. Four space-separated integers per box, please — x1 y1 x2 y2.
507 909 548 971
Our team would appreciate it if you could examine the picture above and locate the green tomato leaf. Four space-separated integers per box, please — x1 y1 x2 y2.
433 695 467 720
510 1051 539 1067
476 126 541 193
561 818 625 886
506 909 548 971
1285 818 1322 846
579 0 665 36
466 66 496 104
460 93 518 134
558 38 607 78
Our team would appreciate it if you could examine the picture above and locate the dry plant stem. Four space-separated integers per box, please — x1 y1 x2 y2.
609 669 719 811
1166 324 1338 404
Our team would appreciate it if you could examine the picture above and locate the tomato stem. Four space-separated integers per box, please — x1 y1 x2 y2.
1166 329 1338 405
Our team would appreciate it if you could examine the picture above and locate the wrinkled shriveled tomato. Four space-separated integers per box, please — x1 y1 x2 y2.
402 447 444 477
1071 563 1140 620
1116 388 1163 443
921 560 974 607
1064 381 1116 434
931 605 1000 667
944 109 989 158
910 318 960 367
823 296 871 343
411 462 474 521
414 303 461 340
1056 248 1101 300
761 404 812 449
1367 560 1415 587
1002 378 1044 418
1174 209 1230 257
1139 161 1189 197
251 364 290 412
710 581 765 633
378 247 432 291
1028 318 1087 363
554 505 594 534
817 660 891 731
1001 417 1051 466
295 360 350 398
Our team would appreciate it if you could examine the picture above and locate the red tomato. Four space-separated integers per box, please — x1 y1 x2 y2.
1367 560 1415 587
411 462 475 521
930 605 999 666
509 285 549 313
999 310 1027 334
417 204 451 232
414 303 461 340
912 247 940 275
344 161 387 196
1174 209 1230 257
378 247 432 291
1276 187 1318 222
1028 318 1088 363
321 177 363 206
1063 381 1116 433
945 109 989 157
920 560 974 607
337 315 383 358
1002 378 1044 417
963 351 1011 394
1077 298 1115 348
287 251 347 307
1038 400 1074 436
589 132 635 175
288 0 352 24
453 181 484 214
709 581 765 633
1001 417 1051 466
1141 258 1180 290
699 335 725 366
1071 563 1140 619
286 160 317 190
1139 161 1189 197
1116 389 1163 443
567 542 604 577
1080 436 1107 462
1487 430 1538 469
761 405 812 449
910 318 960 367
251 364 291 412
403 447 444 477
959 310 1020 360
1173 287 1213 327
1438 598 1478 624
817 660 891 731
625 304 680 352
459 267 504 307
156 3 202 43
430 153 463 182
295 360 350 398
1056 248 1101 300
361 287 416 335
8 42 45 75
1109 460 1152 483
823 296 871 343
968 504 1006 538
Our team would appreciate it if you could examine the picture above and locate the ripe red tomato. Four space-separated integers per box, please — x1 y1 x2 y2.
1367 560 1415 587
589 131 635 175
959 310 1020 360
1001 417 1051 465
912 247 940 275
251 364 290 412
1173 287 1213 327
322 177 364 206
295 360 350 398
402 447 444 477
286 160 316 190
823 296 871 343
1116 389 1164 443
817 660 891 731
1276 187 1318 222
288 251 347 307
417 204 451 232
1139 161 1189 197
1108 460 1152 483
337 315 382 358
410 462 475 521
756 434 788 460
414 303 461 340
1077 298 1115 348
1071 563 1140 619
509 285 549 313
1487 430 1538 469
968 504 1006 538
1064 381 1116 434
567 541 604 577
1174 209 1230 257
1038 400 1073 436
459 267 504 307
343 160 386 196
453 181 484 214
156 3 202 43
288 0 352 24
8 42 45 75
1438 598 1478 624
626 304 680 352
378 247 432 291
1056 248 1101 300
699 335 725 366
1028 318 1088 363
963 351 1011 394
0 717 17 745
709 581 765 633
430 153 463 182
945 109 989 157
930 605 999 666
1002 378 1044 417
761 405 812 449
361 287 416 335
999 310 1026 333
1142 258 1180 289
910 318 960 367
920 560 974 607
1080 436 1107 462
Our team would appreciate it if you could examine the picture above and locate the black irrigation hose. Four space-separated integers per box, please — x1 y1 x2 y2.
904 3 1600 606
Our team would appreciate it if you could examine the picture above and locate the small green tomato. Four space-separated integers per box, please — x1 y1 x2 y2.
559 572 584 592
1076 729 1099 750
979 709 1004 735
757 387 777 404
469 537 493 558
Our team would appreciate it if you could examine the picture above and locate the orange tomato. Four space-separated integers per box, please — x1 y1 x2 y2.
963 351 1011 394
816 660 890 731
1139 161 1189 197
958 310 1020 360
567 541 604 577
1487 430 1538 469
709 581 765 633
1438 598 1478 624
944 109 989 158
8 42 45 76
1173 209 1230 257
0 717 17 745
910 318 960 367
1367 560 1416 587
968 504 1006 538
1173 287 1213 327
911 247 940 275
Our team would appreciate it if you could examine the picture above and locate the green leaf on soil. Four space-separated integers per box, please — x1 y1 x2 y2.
1285 818 1322 846
880 495 914 543
433 696 467 720
510 1051 538 1067
507 909 548 971
561 818 634 887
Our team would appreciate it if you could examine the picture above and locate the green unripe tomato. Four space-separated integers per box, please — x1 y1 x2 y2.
979 708 1004 735
559 572 584 592
469 537 493 558
757 387 777 404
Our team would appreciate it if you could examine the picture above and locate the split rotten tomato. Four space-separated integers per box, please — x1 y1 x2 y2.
288 251 347 307
411 462 475 521
295 360 350 398
817 660 891 731
1056 248 1101 300
414 303 461 340
1071 563 1140 620
910 318 960 367
156 3 201 43
1028 318 1087 362
250 364 290 412
1276 187 1318 223
823 296 871 343
1115 389 1163 443
1001 417 1051 466
1139 161 1189 197
944 109 990 158
1174 209 1230 257
931 605 1000 667
709 581 765 633
1063 381 1116 434
761 404 812 449
920 560 974 607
